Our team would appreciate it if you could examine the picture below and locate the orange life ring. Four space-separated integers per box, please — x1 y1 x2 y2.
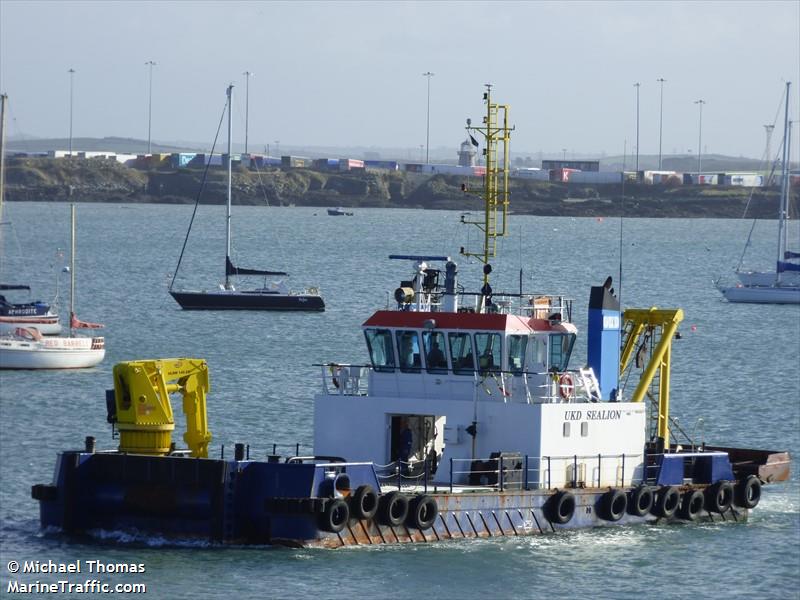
558 373 575 399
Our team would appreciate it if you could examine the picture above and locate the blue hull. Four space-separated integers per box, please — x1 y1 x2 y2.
32 451 754 548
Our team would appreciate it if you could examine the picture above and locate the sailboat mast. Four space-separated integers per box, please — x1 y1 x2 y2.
70 203 76 332
225 84 234 290
776 81 791 283
0 94 6 220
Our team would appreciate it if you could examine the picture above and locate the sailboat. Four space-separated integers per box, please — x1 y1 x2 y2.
0 204 105 369
718 81 800 304
0 93 62 334
169 85 325 311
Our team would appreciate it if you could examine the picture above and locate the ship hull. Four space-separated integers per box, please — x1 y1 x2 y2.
33 451 765 548
170 290 325 311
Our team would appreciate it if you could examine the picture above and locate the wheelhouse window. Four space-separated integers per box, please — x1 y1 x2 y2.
549 332 576 372
448 332 475 375
397 330 422 373
364 328 396 372
530 335 547 374
474 332 501 373
422 331 448 373
507 334 527 375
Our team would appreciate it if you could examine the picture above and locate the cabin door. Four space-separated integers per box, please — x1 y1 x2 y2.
389 414 445 477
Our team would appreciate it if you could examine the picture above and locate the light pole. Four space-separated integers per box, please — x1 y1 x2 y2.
243 71 253 154
694 99 706 178
422 71 434 164
68 68 75 156
657 78 666 169
274 140 280 158
562 148 567 161
145 61 156 154
634 82 640 172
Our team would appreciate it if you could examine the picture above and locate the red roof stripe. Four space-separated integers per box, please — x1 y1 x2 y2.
362 310 532 332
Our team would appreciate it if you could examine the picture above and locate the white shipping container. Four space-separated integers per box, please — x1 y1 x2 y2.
512 168 551 181
567 171 623 184
723 173 763 187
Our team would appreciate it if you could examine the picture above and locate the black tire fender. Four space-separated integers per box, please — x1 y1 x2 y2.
318 498 350 533
599 489 627 521
679 489 705 521
628 485 654 517
736 475 762 509
408 495 438 530
378 491 409 527
349 484 379 520
705 481 734 513
653 486 680 518
545 490 576 524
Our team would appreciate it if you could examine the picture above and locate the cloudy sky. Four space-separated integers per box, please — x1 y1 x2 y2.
1 1 798 159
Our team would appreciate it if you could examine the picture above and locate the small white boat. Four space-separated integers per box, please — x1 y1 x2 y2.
0 327 104 369
718 82 799 304
0 205 105 370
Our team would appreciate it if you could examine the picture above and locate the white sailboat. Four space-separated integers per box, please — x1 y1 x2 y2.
0 204 105 369
719 81 799 304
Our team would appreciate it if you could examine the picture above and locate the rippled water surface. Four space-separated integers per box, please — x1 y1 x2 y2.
1 203 798 599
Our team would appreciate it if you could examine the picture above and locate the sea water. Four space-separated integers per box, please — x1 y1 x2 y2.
0 202 798 599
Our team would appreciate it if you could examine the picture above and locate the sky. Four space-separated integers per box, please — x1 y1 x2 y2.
1 0 799 160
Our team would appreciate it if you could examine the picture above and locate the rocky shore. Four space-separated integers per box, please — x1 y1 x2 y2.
3 156 795 219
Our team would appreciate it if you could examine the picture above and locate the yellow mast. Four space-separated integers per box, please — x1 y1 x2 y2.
461 85 514 300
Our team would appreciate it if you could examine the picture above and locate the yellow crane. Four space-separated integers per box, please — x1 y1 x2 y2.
108 358 212 457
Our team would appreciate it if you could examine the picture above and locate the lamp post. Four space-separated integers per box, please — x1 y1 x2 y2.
243 71 253 154
145 61 156 154
422 71 434 164
68 68 75 156
633 82 640 172
657 78 666 170
694 99 706 178
562 148 567 161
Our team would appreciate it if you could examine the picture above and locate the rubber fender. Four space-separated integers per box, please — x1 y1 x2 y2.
318 498 350 533
653 486 680 518
378 491 409 527
408 495 438 530
628 485 654 517
705 481 734 513
545 490 576 524
678 489 705 521
349 484 379 520
735 475 761 509
599 489 627 522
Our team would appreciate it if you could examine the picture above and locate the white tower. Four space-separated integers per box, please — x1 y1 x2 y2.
458 138 477 167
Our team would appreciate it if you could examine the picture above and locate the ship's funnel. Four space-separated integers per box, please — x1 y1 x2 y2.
587 281 621 401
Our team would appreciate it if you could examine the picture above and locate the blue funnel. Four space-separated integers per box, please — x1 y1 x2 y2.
587 284 620 401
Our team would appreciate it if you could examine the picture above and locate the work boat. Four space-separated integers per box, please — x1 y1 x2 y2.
32 88 789 547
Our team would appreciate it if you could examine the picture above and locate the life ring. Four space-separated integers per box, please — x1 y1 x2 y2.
349 484 379 520
628 485 654 517
558 374 575 399
598 489 627 522
377 491 409 527
328 363 342 389
407 495 438 530
653 486 680 518
545 490 576 524
735 475 761 509
678 489 704 521
318 498 350 533
705 481 734 513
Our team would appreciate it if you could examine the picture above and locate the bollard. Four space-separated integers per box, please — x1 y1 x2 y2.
234 443 245 461
84 436 96 454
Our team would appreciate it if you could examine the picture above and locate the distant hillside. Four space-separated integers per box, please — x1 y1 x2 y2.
3 156 797 219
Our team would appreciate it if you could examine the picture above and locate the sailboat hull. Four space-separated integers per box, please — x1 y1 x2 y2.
720 285 800 304
0 337 105 369
170 290 325 311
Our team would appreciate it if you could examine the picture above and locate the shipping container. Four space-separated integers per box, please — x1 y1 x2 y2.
281 155 310 168
171 153 197 168
405 163 424 173
550 167 580 182
472 166 486 177
512 168 550 181
364 160 400 171
568 171 623 184
721 173 763 187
